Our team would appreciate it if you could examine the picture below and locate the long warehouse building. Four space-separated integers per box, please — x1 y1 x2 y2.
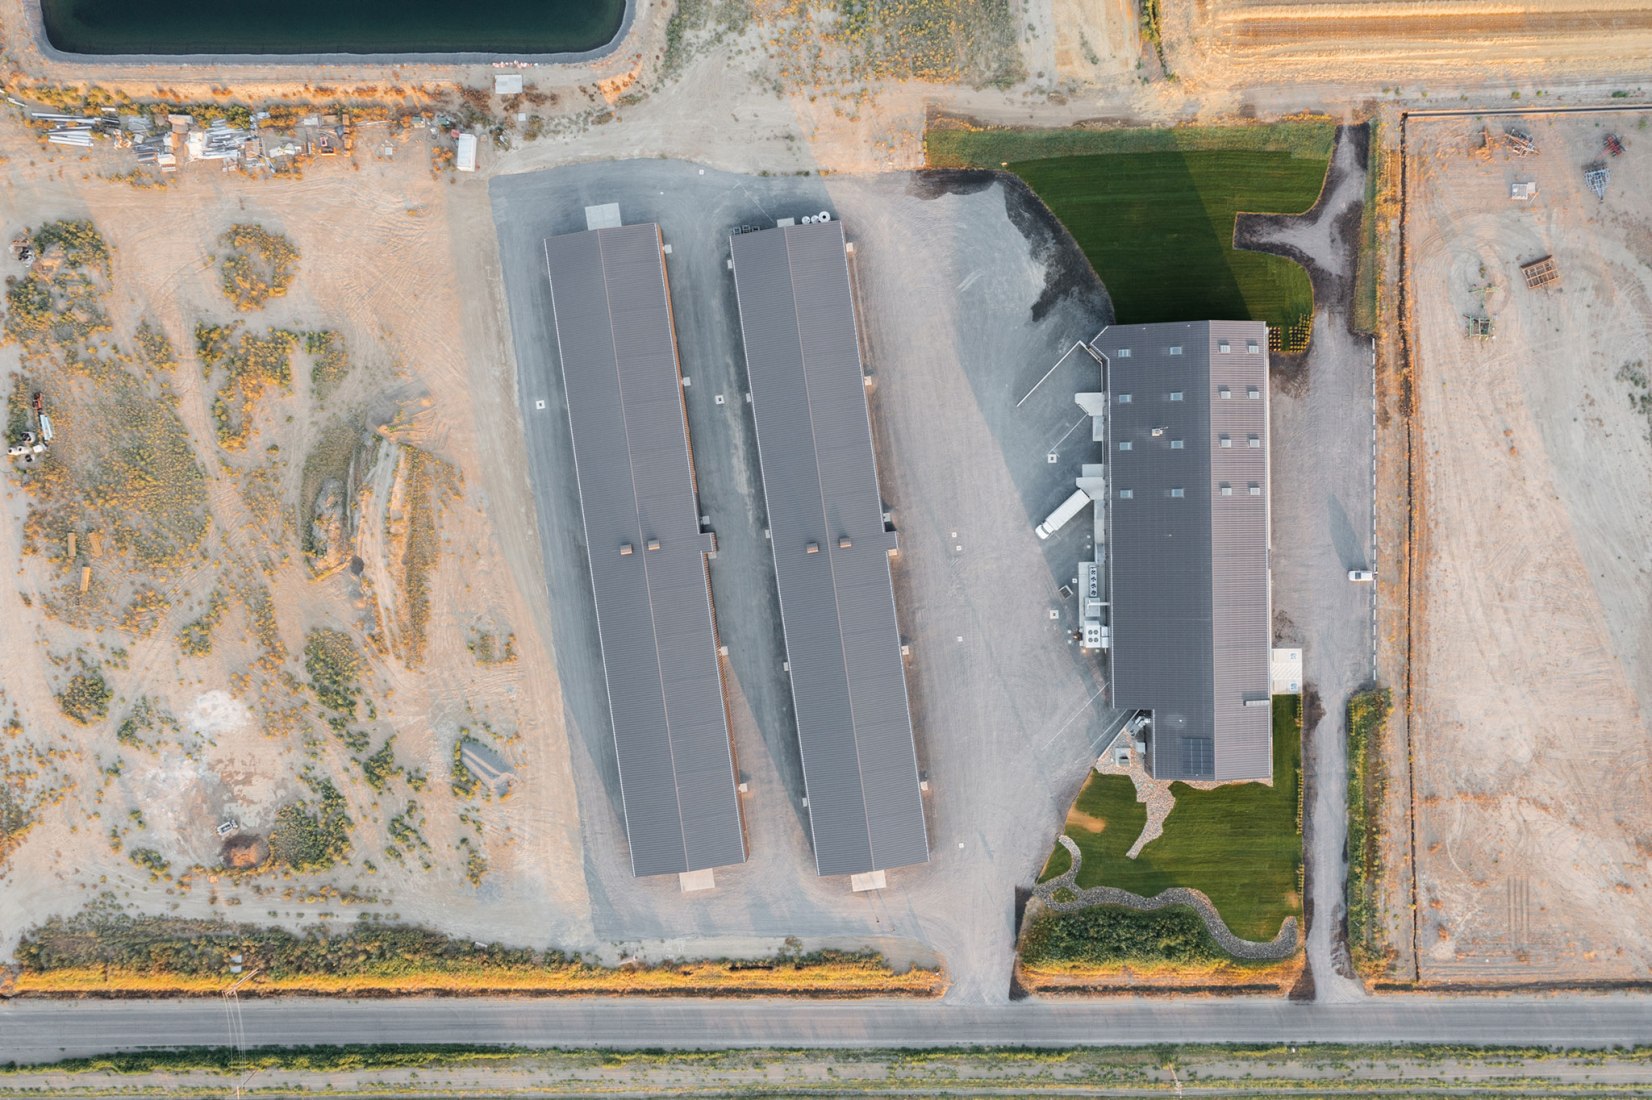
729 220 929 881
543 222 747 880
1092 320 1274 782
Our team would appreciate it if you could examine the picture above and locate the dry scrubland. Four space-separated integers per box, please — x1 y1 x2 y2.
0 118 599 975
1401 112 1652 985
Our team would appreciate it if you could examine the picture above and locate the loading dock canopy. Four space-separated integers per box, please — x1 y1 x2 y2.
730 221 929 878
544 223 746 877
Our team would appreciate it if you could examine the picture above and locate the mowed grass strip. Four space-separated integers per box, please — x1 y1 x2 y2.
926 122 1334 332
1040 697 1303 943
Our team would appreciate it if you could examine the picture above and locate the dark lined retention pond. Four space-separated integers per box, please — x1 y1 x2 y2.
40 0 626 55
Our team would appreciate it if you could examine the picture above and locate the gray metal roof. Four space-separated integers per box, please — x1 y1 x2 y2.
543 223 747 877
729 221 930 877
1093 321 1273 782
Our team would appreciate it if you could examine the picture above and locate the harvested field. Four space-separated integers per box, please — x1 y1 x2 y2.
1403 112 1652 985
1168 0 1652 84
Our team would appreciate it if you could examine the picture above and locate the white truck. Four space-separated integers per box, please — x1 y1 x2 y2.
1036 487 1092 540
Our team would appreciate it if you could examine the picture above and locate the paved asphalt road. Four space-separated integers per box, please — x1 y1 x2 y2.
5 996 1652 1061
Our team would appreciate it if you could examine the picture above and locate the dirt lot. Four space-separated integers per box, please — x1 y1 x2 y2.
0 118 591 959
1404 112 1652 984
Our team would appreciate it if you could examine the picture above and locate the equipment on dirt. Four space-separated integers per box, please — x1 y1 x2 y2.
1476 127 1538 159
10 235 32 263
1510 180 1538 202
1466 315 1494 339
1605 133 1626 157
1521 255 1561 289
1584 161 1609 200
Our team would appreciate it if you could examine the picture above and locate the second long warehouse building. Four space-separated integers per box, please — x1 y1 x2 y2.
730 220 930 884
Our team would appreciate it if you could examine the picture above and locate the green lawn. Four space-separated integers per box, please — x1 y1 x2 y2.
926 122 1335 334
1039 697 1303 943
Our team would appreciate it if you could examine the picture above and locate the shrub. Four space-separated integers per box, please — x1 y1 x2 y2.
268 776 352 871
304 627 362 715
177 589 226 657
218 225 299 311
57 663 113 725
128 847 170 879
361 738 398 791
1347 687 1394 975
1019 904 1224 967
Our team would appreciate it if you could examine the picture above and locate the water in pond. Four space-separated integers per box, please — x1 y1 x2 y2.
40 0 625 55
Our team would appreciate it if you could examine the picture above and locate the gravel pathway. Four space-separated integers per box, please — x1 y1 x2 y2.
1035 836 1300 961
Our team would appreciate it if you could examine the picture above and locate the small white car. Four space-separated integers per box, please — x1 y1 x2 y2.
1348 569 1375 583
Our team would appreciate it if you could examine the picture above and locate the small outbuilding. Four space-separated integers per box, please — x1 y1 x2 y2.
455 132 478 173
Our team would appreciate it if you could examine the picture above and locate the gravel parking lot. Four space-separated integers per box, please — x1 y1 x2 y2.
491 161 1121 1000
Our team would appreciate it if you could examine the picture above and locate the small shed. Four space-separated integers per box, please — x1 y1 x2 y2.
455 132 478 173
1510 180 1538 202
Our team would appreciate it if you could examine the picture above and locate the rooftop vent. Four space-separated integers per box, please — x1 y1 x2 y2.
838 536 853 549
805 541 820 555
619 542 634 556
646 537 662 551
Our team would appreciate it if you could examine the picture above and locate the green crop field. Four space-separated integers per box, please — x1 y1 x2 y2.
926 122 1334 336
1038 696 1303 943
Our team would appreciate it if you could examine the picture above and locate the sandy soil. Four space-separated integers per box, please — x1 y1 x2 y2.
1405 112 1652 983
0 118 591 958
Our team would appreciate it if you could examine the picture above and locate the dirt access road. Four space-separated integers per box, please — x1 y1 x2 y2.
1402 110 1652 984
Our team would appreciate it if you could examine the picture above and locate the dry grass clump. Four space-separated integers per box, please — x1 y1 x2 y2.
12 907 947 998
304 627 363 716
132 320 177 372
382 445 457 667
115 696 181 750
118 586 170 638
0 713 68 870
196 322 297 451
303 330 351 401
752 0 1022 94
3 221 113 361
466 628 517 666
218 224 300 312
82 378 210 569
176 588 227 657
268 774 353 871
56 660 113 725
300 421 369 576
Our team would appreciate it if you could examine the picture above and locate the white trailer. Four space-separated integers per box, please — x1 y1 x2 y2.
1036 487 1092 539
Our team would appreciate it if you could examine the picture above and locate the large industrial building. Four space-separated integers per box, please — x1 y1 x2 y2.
1095 320 1273 782
1046 321 1274 783
729 220 930 883
543 221 747 883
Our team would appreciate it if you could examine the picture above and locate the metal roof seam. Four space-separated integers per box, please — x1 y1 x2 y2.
780 229 881 873
541 236 645 876
595 228 694 874
726 239 832 874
